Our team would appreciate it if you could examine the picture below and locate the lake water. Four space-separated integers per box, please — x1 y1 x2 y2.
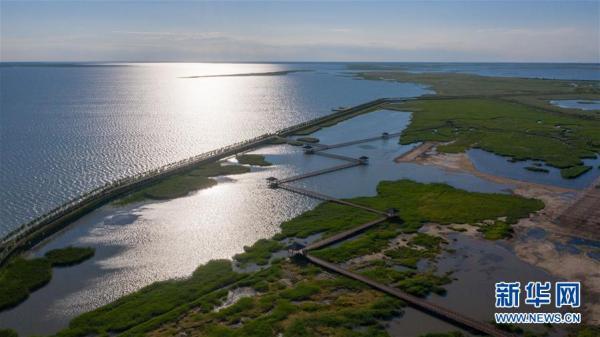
0 62 429 235
0 110 515 335
468 149 600 190
3 62 599 235
550 99 600 111
1 63 597 335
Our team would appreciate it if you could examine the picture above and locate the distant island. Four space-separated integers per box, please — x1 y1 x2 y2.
179 70 308 79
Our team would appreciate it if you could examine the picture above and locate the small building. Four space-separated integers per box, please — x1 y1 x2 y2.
386 208 399 218
266 176 279 188
303 144 314 154
359 156 369 165
287 242 306 257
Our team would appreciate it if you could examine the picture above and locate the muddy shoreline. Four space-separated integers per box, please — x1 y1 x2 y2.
411 146 600 324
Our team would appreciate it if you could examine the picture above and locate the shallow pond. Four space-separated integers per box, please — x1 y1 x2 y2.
468 148 600 190
286 110 513 197
550 99 600 111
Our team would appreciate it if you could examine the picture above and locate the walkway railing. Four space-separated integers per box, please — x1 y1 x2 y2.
304 255 515 337
314 131 403 152
0 97 405 265
278 162 361 184
272 127 515 337
278 185 388 216
0 133 275 264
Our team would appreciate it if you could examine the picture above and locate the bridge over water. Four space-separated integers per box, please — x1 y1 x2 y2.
271 130 516 337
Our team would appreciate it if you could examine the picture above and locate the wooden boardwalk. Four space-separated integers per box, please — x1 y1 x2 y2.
315 131 403 152
300 218 516 337
278 162 361 184
304 254 515 337
274 130 516 337
312 151 362 163
304 217 388 251
278 184 388 216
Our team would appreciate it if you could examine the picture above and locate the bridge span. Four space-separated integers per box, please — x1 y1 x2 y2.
274 129 515 337
304 254 515 337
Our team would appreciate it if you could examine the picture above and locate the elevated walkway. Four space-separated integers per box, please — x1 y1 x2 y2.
276 127 515 337
278 184 388 216
315 131 402 152
305 254 515 337
304 217 388 251
278 162 361 184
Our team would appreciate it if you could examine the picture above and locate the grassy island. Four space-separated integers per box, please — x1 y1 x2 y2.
296 137 320 143
179 70 307 79
47 180 544 337
0 246 94 311
357 69 599 105
525 166 550 173
115 160 265 205
45 246 95 267
236 154 272 166
390 98 600 175
560 165 592 179
355 69 600 179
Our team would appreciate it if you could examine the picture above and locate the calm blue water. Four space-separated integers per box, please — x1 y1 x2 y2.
2 62 598 235
0 109 512 335
550 99 600 111
1 62 596 336
0 63 429 235
468 149 600 189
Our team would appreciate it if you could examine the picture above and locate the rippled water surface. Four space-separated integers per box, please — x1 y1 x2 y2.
0 110 514 335
1 63 596 336
0 63 429 234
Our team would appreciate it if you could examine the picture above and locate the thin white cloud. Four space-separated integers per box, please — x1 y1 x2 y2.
111 31 226 41
2 26 597 62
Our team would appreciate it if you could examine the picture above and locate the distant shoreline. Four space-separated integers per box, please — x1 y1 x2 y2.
178 69 308 78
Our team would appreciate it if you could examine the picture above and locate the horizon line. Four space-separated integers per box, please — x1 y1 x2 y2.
1 60 599 65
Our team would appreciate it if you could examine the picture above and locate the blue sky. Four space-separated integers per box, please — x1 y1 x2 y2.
1 1 598 62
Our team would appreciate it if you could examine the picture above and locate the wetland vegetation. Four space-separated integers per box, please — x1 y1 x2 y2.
114 159 267 205
357 69 600 181
296 137 320 143
390 98 600 176
42 179 545 337
179 70 307 79
525 166 550 173
5 69 598 337
44 246 95 267
0 247 94 311
49 259 405 337
235 154 272 166
358 70 599 102
560 165 593 179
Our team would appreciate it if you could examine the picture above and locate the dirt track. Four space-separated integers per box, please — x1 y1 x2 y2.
394 141 437 162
